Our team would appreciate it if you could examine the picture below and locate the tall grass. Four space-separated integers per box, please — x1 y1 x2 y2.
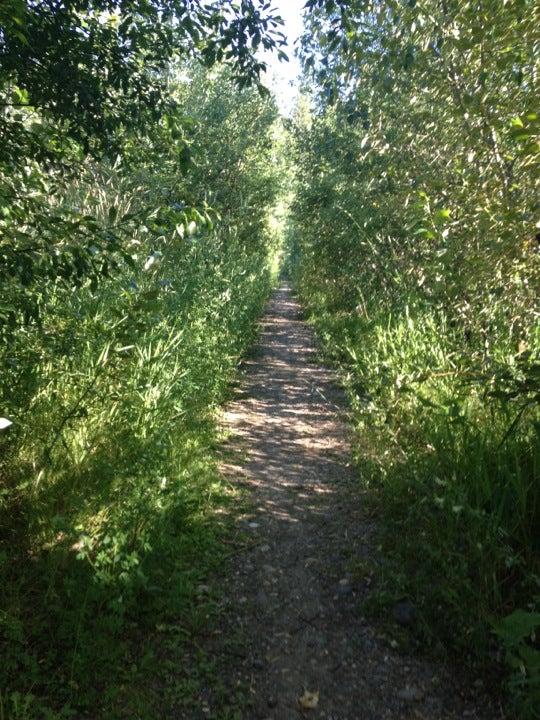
0 71 283 718
1 219 278 719
292 267 539 716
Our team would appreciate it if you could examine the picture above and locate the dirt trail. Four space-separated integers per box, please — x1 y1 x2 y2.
212 284 492 719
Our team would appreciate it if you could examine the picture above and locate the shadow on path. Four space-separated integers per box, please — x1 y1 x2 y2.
204 284 493 719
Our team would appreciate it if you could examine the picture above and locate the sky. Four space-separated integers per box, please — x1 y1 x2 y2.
259 1 305 115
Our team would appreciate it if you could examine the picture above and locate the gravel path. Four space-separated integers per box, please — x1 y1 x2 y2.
210 284 493 719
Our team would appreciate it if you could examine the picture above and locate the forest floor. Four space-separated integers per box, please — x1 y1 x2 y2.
185 283 497 720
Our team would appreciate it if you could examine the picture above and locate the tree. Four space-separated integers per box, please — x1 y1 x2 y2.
0 0 285 148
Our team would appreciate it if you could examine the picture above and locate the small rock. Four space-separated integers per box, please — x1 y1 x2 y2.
248 521 260 529
397 685 424 702
393 600 417 627
299 689 319 709
260 544 271 552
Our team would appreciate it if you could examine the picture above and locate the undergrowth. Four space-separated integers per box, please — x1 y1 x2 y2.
0 65 283 719
289 3 539 712
293 280 539 717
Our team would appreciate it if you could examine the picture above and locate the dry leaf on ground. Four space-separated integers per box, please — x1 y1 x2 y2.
299 689 319 709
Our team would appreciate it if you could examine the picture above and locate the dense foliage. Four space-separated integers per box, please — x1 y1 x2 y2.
2 0 539 717
1 1 283 713
0 0 284 328
289 0 539 715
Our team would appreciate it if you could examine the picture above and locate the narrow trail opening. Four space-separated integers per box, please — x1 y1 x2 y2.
209 284 490 720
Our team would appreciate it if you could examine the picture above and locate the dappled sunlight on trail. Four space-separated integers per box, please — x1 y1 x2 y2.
203 284 495 720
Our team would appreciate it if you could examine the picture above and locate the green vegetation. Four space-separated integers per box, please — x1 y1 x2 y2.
1 2 283 713
2 0 539 717
290 0 539 716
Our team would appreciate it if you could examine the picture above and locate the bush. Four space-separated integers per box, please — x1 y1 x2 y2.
0 66 282 718
290 0 539 714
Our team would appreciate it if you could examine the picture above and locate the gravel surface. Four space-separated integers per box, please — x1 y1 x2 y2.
198 284 497 719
